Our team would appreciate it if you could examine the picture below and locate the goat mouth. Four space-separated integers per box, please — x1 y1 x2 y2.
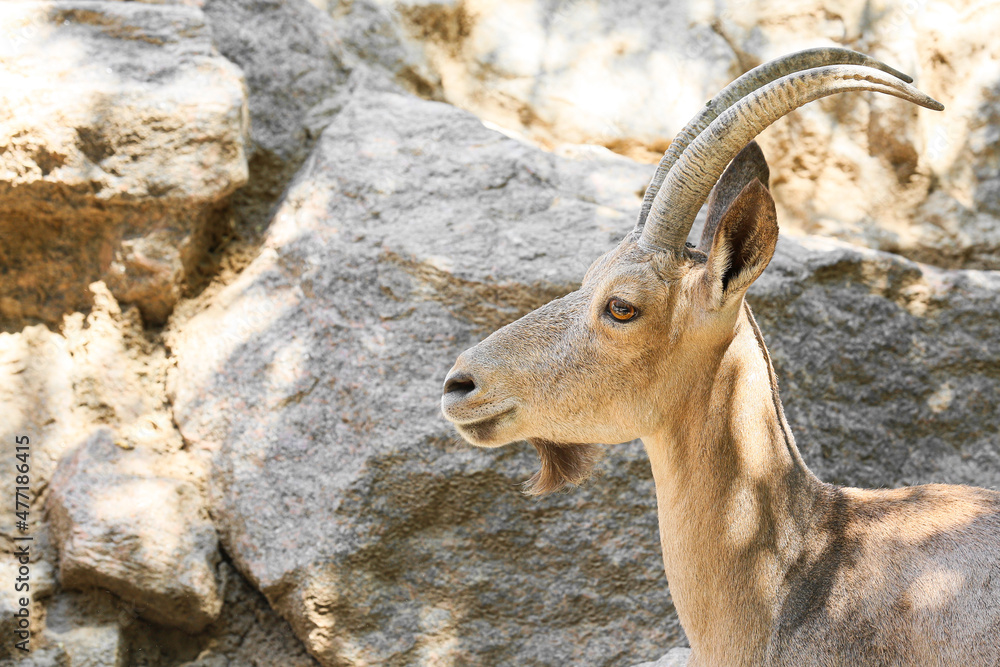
453 407 517 445
442 394 517 425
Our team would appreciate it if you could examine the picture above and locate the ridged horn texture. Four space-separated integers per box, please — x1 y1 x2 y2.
638 64 944 253
634 47 914 231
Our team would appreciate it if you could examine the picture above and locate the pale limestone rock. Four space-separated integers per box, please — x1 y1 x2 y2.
0 282 186 535
0 0 249 325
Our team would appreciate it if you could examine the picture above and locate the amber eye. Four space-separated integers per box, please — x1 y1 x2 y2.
607 298 637 322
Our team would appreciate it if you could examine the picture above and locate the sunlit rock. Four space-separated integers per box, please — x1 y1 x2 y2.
327 0 1000 270
0 1 249 325
47 429 222 633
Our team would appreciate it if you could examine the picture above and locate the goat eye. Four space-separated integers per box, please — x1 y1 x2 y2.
607 298 637 322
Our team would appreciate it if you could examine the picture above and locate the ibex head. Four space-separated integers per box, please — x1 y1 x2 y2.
441 49 943 495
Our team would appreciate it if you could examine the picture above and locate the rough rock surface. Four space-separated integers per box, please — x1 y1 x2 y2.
752 235 1000 490
0 582 18 658
0 552 55 660
171 89 1000 665
121 561 320 667
44 620 126 667
0 560 320 666
327 0 1000 270
170 90 676 666
199 0 352 241
0 558 29 660
0 282 184 538
329 0 729 155
0 271 314 661
0 269 316 656
0 1 249 326
47 428 222 633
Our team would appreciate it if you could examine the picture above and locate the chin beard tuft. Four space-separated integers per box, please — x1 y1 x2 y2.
523 440 603 495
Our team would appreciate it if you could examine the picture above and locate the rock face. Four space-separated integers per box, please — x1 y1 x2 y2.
199 0 352 238
47 428 222 633
43 608 125 667
0 281 192 656
170 90 677 666
0 553 55 660
0 1 249 326
171 88 1000 665
121 561 321 667
5 589 127 667
752 236 1000 490
1 1 352 662
0 277 317 663
328 0 1000 270
0 282 184 538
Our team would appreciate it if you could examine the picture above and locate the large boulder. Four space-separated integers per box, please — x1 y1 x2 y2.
0 1 249 326
169 89 677 666
170 89 1000 665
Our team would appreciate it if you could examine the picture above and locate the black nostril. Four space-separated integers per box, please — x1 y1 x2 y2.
443 372 476 396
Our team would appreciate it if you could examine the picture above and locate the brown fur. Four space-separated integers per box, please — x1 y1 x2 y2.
524 440 603 495
441 142 1000 666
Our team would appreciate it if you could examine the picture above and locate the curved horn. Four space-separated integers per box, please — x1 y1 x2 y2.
634 48 914 231
638 65 944 253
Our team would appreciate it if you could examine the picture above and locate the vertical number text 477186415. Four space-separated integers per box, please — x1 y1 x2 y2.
13 435 31 652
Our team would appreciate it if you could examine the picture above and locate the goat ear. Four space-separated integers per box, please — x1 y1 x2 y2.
704 178 778 303
699 140 770 251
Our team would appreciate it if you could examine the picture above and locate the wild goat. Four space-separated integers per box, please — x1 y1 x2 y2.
441 49 1000 666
